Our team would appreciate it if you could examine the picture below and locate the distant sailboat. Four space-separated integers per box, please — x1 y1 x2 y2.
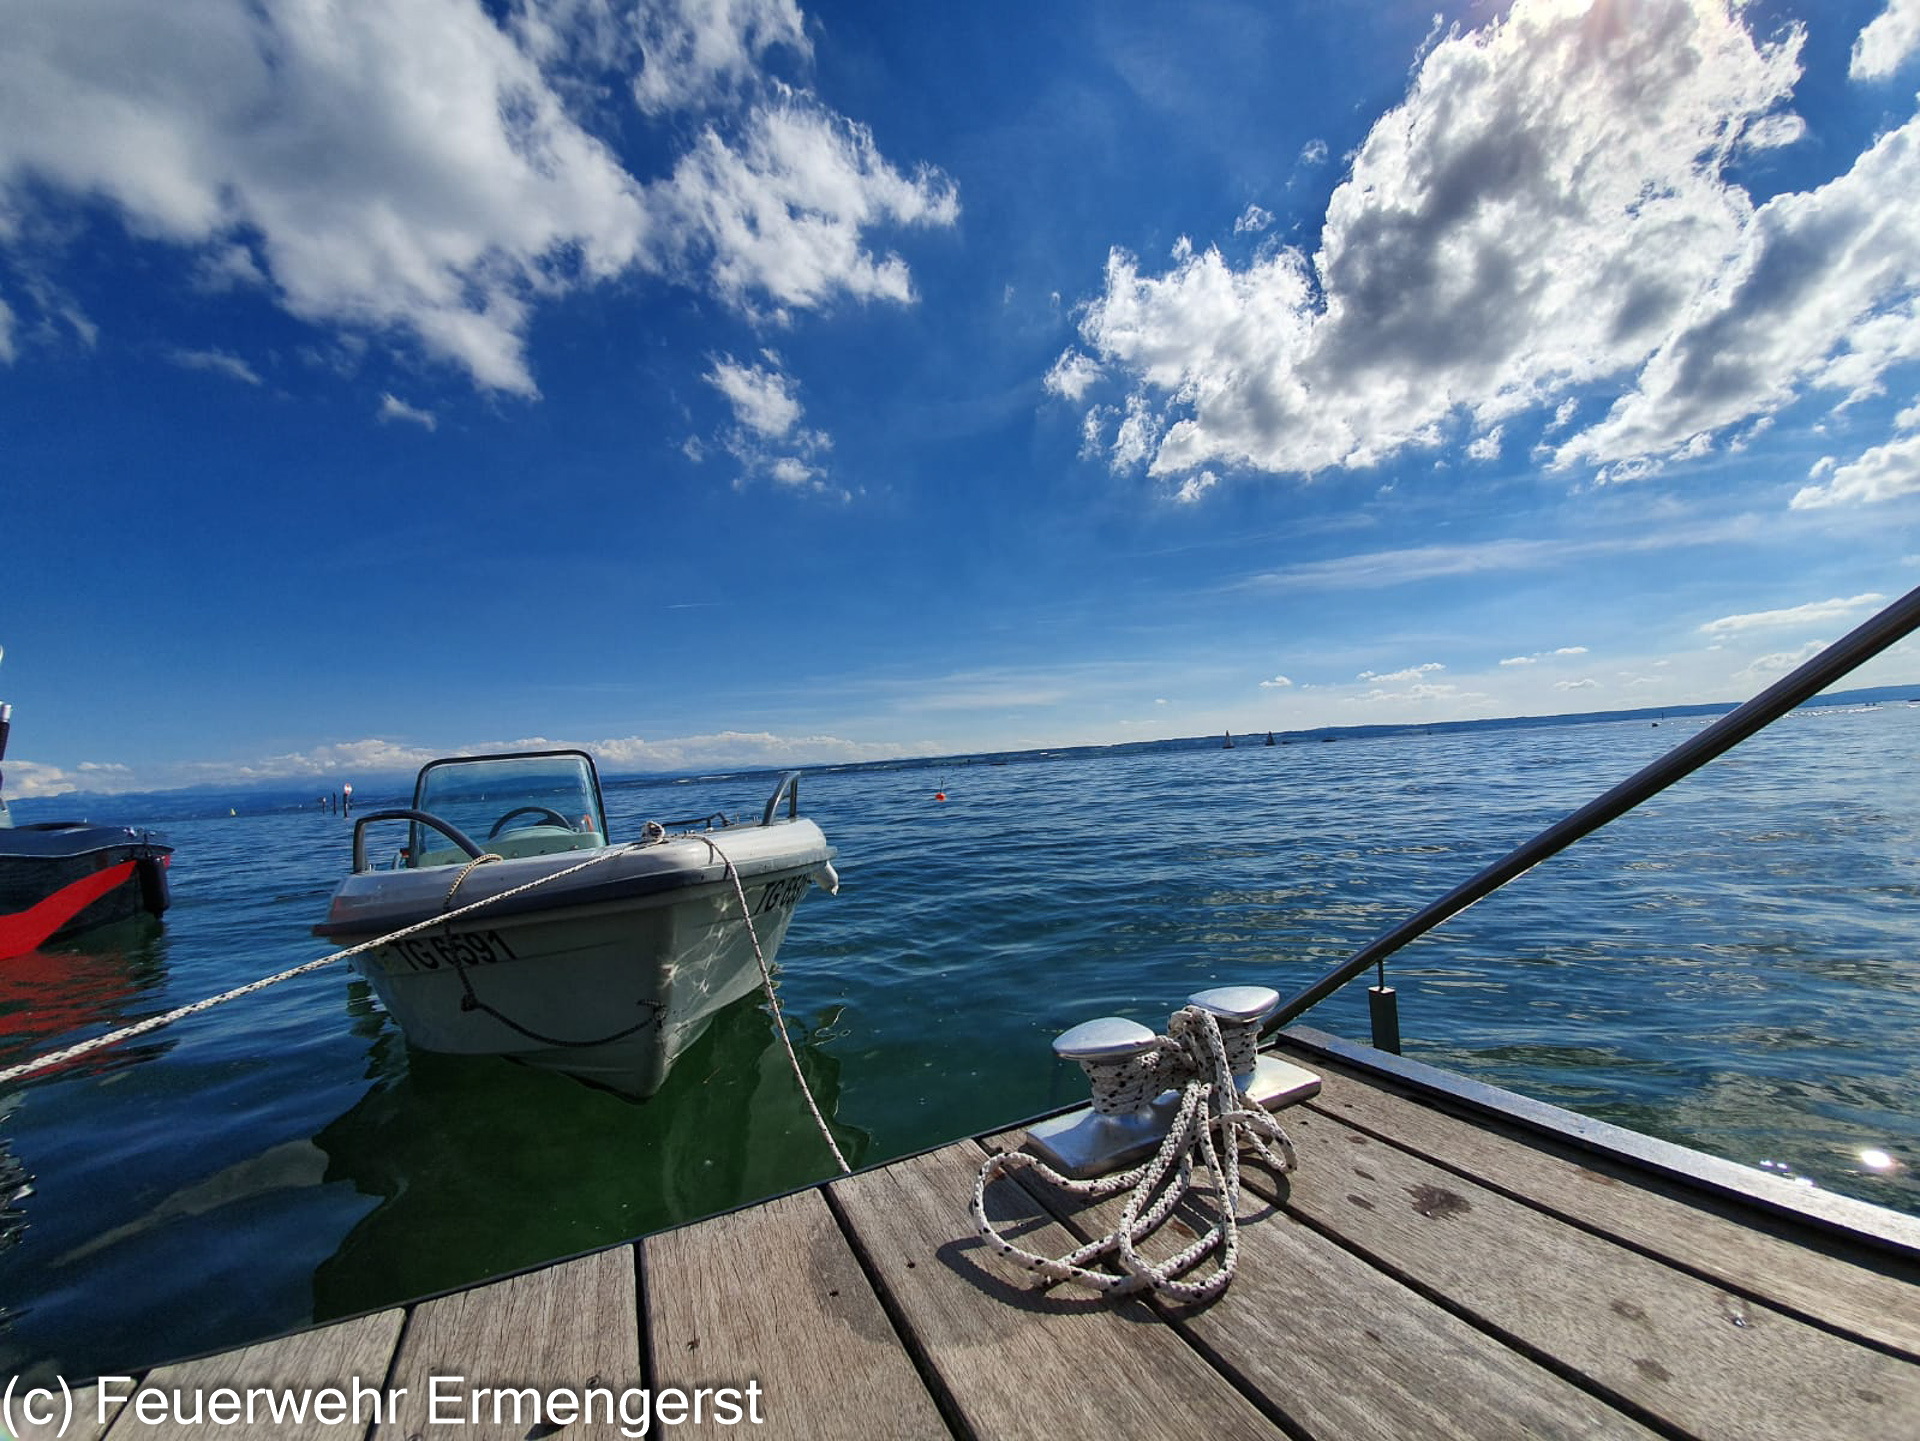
1265 731 1275 746
1223 731 1235 749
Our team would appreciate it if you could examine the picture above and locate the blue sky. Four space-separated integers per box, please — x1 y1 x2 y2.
4 0 1920 796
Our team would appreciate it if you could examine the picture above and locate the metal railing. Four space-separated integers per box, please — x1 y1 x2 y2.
1260 582 1920 1045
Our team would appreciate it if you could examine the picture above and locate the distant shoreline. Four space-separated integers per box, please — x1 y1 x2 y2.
9 682 1916 825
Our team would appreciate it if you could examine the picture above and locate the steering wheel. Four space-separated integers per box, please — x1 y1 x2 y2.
487 805 576 839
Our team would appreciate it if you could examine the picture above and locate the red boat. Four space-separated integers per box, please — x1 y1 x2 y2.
0 692 172 961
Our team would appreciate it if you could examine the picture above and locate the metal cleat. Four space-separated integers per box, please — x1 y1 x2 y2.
1026 1016 1182 1177
1188 984 1321 1113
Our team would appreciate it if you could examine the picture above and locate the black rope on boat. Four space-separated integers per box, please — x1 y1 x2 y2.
441 943 664 1050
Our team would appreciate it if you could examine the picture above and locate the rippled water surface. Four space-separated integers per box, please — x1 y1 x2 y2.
3 704 1917 1379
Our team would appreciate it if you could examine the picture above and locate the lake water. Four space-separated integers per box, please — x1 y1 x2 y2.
3 704 1917 1382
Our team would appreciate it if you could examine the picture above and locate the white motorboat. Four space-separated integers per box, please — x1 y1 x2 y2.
314 750 837 1096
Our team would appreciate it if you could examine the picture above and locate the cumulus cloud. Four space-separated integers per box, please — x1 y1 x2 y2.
704 349 838 494
1056 0 1899 490
1698 592 1887 635
630 0 810 114
0 1 955 393
1258 674 1294 689
707 351 802 436
1044 349 1103 402
1560 113 1920 472
1851 0 1920 80
1233 205 1272 234
654 97 959 321
1791 434 1920 508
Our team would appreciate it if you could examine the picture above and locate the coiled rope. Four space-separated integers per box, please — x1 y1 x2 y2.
972 1005 1294 1303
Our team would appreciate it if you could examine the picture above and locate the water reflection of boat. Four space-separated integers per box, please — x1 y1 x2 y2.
308 983 862 1317
314 751 838 1097
0 935 171 1082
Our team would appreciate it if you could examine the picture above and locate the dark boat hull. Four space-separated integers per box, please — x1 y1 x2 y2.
0 824 172 957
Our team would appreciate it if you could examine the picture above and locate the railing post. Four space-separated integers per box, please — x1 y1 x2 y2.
1261 581 1920 1041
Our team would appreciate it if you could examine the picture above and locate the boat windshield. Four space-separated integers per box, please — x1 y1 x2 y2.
408 751 608 867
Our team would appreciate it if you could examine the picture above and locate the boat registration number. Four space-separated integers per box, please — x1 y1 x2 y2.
754 874 811 915
378 929 520 973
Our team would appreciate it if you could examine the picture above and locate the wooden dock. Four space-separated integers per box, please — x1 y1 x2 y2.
24 1029 1920 1440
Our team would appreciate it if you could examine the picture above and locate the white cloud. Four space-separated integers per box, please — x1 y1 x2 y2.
378 393 436 430
1501 644 1588 665
1466 425 1503 461
704 349 840 493
1559 113 1920 471
0 295 14 363
0 1 954 394
1357 662 1444 683
0 0 656 395
630 0 810 114
1742 641 1826 677
1699 593 1887 635
655 96 958 320
1172 469 1217 504
169 347 261 385
1239 513 1761 592
1554 677 1598 690
1351 680 1483 707
1298 139 1328 167
0 760 89 798
1791 434 1920 508
1110 393 1160 470
1258 674 1294 689
1061 0 1819 484
1851 0 1920 80
707 351 801 437
1233 204 1272 234
1044 349 1102 402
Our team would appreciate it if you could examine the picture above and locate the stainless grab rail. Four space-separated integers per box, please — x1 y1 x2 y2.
761 771 803 826
1261 581 1920 1040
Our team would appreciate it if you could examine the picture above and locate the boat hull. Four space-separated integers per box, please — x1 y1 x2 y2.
0 825 172 959
319 820 834 1097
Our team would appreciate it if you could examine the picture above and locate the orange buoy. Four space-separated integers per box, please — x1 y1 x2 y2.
934 791 946 802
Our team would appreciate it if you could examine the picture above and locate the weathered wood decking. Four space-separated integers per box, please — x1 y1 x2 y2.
25 1030 1920 1440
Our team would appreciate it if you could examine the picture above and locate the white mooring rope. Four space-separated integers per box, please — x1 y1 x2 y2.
972 1005 1295 1303
696 835 851 1175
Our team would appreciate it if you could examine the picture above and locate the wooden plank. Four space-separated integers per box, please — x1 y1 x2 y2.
1287 1047 1920 1358
979 1128 1658 1441
829 1137 1284 1440
373 1247 639 1440
10 1381 123 1441
1266 1105 1920 1441
95 1311 403 1440
642 1187 949 1439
